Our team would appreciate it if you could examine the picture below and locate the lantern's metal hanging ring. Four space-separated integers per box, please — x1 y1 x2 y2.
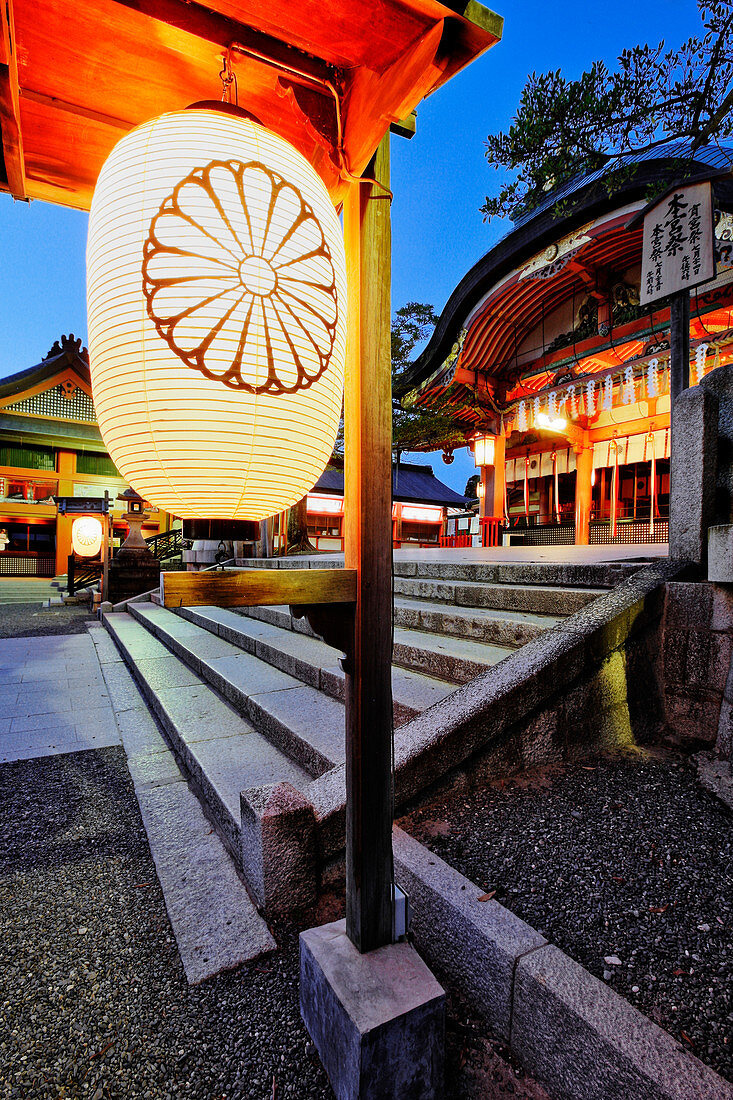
219 53 238 105
225 42 392 203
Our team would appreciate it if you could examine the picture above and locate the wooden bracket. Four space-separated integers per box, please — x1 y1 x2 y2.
291 601 355 672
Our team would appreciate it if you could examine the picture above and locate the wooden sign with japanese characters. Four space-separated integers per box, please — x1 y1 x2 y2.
640 181 716 305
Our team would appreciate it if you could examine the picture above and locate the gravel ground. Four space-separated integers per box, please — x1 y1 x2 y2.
0 602 95 639
400 747 733 1083
0 746 545 1099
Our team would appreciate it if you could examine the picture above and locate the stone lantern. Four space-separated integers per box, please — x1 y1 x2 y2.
106 487 160 603
117 487 149 549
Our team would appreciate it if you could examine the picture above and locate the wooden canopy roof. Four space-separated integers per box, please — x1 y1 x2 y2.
0 0 501 209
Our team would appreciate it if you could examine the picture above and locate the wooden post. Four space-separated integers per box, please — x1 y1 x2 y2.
102 493 110 602
670 289 690 403
343 135 394 953
575 445 593 545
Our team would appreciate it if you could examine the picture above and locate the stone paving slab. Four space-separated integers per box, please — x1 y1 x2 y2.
0 633 122 763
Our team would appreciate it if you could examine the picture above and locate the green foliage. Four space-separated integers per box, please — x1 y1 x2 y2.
482 0 733 221
391 302 466 453
464 473 480 499
330 302 467 458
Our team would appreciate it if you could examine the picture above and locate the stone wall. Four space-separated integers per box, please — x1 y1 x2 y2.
661 581 733 756
300 560 687 883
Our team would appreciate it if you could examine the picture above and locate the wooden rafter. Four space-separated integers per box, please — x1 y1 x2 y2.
0 0 25 198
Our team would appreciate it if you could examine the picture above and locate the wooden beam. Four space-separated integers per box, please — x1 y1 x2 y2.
110 0 340 87
20 88 132 131
160 567 356 609
0 0 25 198
343 134 394 953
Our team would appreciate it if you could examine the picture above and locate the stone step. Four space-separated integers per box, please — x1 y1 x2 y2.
392 627 513 684
234 597 545 663
119 604 344 776
102 612 314 868
392 576 603 615
233 555 645 589
393 597 561 647
179 603 512 685
163 602 455 721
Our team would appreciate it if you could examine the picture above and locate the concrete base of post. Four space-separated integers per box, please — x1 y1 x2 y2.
300 918 445 1100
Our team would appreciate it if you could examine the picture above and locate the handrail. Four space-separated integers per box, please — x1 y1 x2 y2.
145 528 191 561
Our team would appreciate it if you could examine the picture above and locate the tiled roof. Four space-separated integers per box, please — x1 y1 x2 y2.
315 462 469 506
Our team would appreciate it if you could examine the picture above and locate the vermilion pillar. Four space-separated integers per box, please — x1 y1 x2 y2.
575 445 594 546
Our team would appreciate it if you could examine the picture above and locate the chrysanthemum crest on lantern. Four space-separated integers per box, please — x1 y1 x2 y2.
142 159 338 396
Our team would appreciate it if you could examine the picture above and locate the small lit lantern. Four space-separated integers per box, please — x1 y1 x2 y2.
72 516 104 558
473 434 496 468
87 106 347 521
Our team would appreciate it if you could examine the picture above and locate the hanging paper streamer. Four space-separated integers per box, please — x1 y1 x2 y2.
622 366 635 405
647 358 659 399
586 379 596 416
695 343 709 385
518 400 528 431
548 391 558 417
603 376 613 411
567 384 578 418
533 396 540 426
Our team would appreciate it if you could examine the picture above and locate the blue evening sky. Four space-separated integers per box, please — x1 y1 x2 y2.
0 0 702 494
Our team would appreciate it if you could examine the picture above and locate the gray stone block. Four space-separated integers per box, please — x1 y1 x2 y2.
699 361 733 526
300 918 445 1100
390 628 584 805
708 524 733 583
240 781 317 912
393 827 544 1039
512 944 733 1100
669 384 719 565
204 650 296 704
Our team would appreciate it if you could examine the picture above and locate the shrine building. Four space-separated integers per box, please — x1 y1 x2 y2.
0 336 172 577
306 462 469 552
396 142 733 546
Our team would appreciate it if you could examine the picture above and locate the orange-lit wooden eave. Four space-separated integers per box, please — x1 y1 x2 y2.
0 0 502 210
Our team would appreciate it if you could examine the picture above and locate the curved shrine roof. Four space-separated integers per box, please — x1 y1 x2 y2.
397 143 733 405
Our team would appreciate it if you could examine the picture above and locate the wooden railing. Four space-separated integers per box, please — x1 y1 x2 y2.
145 528 190 561
67 555 103 595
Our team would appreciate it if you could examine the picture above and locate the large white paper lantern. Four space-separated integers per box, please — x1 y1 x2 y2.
87 107 347 520
72 516 103 558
